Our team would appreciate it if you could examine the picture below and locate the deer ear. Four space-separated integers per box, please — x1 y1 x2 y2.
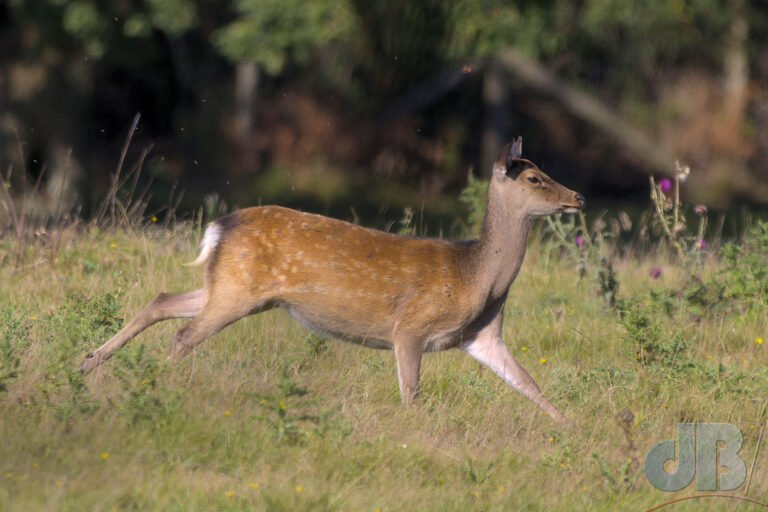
493 137 525 179
509 136 523 161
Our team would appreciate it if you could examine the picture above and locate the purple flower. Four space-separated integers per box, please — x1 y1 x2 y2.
575 235 583 246
650 267 662 279
699 239 707 249
659 179 672 192
694 205 707 216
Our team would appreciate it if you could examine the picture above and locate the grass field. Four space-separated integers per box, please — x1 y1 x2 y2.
0 208 767 511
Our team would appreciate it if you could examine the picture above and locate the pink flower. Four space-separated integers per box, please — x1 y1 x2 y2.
575 235 583 246
699 239 707 249
659 179 672 192
650 267 662 279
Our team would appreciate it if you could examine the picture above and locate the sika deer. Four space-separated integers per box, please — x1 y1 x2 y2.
80 137 584 422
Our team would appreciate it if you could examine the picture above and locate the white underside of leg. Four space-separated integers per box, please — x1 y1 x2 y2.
462 336 521 389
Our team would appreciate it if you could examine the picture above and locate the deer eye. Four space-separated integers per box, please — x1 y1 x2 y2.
527 176 540 185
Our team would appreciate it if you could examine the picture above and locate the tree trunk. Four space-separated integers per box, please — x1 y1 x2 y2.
481 55 509 178
723 0 748 127
235 61 259 144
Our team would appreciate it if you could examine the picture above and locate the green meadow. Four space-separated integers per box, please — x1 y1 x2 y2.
0 194 767 511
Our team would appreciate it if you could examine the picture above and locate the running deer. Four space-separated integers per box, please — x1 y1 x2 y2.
80 138 584 422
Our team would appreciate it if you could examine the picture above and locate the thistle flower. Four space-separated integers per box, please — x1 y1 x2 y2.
694 205 707 216
575 235 583 246
675 160 691 183
699 239 707 249
650 267 662 279
659 179 672 192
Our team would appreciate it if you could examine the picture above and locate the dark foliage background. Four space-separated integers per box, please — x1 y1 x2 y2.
2 0 768 224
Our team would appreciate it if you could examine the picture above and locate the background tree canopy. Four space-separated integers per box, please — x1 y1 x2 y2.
1 0 767 222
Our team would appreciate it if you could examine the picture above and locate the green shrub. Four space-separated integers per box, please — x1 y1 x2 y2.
0 305 31 395
111 343 184 426
249 371 350 446
618 299 686 366
720 220 768 306
38 291 124 420
457 171 487 236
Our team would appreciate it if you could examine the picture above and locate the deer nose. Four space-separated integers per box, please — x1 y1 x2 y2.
575 193 586 207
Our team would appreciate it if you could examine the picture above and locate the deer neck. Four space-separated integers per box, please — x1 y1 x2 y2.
468 185 531 302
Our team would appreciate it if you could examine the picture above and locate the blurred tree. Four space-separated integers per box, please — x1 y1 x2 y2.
212 0 353 75
212 0 354 148
10 0 198 58
3 0 205 212
3 0 768 211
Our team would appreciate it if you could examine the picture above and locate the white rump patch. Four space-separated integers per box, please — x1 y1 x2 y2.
184 222 222 266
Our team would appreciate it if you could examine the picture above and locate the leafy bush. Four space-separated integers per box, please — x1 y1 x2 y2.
249 371 350 445
111 343 184 426
618 299 687 366
0 305 31 395
38 291 124 420
543 212 623 307
720 220 768 306
457 171 487 236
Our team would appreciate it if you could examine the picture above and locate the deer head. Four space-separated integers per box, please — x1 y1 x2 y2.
491 137 585 217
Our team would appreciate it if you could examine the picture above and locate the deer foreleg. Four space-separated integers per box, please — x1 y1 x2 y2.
394 340 424 405
462 333 565 423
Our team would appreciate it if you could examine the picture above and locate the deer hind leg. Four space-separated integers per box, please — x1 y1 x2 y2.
394 340 424 405
80 289 207 373
166 292 260 362
462 334 566 423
